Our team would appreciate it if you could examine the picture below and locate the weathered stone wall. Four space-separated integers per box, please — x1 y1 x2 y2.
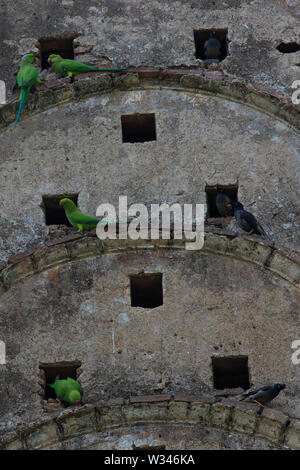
0 77 299 261
1 0 300 100
0 237 299 435
1 396 300 450
0 0 299 450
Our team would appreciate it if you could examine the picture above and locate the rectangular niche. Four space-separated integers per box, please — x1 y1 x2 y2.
39 36 75 70
130 273 163 309
212 356 249 390
194 29 228 61
121 113 157 143
39 361 81 400
42 193 78 226
205 184 238 218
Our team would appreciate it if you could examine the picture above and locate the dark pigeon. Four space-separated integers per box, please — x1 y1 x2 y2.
234 202 267 237
240 383 286 407
204 33 221 62
215 187 233 217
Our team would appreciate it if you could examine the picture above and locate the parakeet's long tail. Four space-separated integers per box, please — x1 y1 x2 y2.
14 87 29 128
93 66 134 72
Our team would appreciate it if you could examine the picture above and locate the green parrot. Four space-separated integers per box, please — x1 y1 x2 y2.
59 198 101 231
49 376 82 406
14 53 42 127
48 54 133 82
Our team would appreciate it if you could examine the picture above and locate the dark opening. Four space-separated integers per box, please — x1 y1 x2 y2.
40 362 81 400
194 29 228 61
212 356 249 390
121 113 156 143
130 273 163 308
39 36 75 70
277 42 300 54
42 193 78 226
205 184 238 218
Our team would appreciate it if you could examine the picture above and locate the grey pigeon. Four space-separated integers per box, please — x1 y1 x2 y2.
215 187 233 217
234 202 267 237
240 383 286 407
204 33 221 61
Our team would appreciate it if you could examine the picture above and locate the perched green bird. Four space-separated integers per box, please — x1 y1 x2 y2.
14 53 41 127
50 376 82 406
59 198 100 231
48 54 132 82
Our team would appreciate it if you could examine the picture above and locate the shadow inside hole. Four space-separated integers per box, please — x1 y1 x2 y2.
39 37 75 70
130 273 163 308
40 362 81 401
42 193 78 226
212 356 249 390
194 29 228 61
205 185 238 218
121 114 156 143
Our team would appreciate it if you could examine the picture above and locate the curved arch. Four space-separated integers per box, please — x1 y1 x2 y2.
0 232 299 296
1 69 299 132
1 395 299 450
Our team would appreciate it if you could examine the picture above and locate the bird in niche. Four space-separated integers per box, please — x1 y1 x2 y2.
214 186 233 217
203 32 221 63
48 54 133 82
232 202 267 237
240 383 286 408
49 376 82 406
59 198 100 231
14 53 42 127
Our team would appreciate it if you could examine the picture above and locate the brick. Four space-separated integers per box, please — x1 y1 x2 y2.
130 394 171 404
232 402 259 434
210 402 233 428
8 245 41 264
26 421 60 449
256 408 289 443
122 403 169 423
284 419 300 450
168 401 188 420
56 406 97 439
2 257 36 287
33 244 69 271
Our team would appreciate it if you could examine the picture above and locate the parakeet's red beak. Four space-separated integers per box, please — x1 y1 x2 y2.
283 388 287 391
59 202 62 207
213 186 217 190
227 203 232 207
48 58 51 64
75 400 80 405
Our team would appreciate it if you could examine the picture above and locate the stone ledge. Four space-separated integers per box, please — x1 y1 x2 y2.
1 69 299 131
1 396 299 450
0 232 298 297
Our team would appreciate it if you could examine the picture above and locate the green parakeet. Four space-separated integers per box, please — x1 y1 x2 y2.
59 198 101 231
14 53 42 127
48 54 132 82
50 376 82 405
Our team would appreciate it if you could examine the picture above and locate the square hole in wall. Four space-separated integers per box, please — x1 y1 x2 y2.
121 113 156 143
39 36 75 70
39 362 81 400
130 273 163 308
205 185 238 218
212 356 249 390
42 194 78 226
194 29 228 61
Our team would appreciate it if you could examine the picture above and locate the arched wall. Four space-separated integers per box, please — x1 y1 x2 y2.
0 73 299 261
0 235 299 433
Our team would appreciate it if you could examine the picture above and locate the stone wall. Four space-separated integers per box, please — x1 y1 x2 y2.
1 395 300 450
